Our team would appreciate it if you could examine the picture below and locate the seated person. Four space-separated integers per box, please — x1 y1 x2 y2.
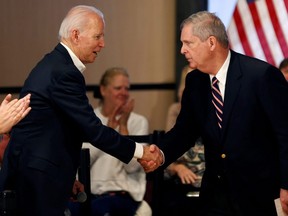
160 65 205 216
68 67 151 216
164 139 205 190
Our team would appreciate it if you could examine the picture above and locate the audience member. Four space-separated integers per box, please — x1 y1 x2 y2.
165 66 204 188
0 93 31 134
279 58 288 81
140 11 288 216
0 93 30 166
160 65 205 215
0 5 162 216
68 67 152 216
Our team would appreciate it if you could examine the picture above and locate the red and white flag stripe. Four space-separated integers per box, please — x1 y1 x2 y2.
227 0 288 67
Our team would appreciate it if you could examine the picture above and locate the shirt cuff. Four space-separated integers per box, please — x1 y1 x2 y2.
134 142 143 159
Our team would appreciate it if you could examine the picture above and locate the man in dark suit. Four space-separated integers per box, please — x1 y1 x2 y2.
141 11 288 216
0 5 162 216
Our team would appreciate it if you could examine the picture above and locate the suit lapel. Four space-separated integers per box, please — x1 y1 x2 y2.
221 51 242 138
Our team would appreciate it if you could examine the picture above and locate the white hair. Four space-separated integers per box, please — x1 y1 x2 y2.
58 5 104 40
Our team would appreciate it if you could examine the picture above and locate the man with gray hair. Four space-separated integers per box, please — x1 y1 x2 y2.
0 5 162 216
140 11 288 216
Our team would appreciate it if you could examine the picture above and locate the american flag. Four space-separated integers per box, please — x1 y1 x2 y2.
227 0 288 67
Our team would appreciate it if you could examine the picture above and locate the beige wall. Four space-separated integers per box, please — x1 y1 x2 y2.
0 0 177 132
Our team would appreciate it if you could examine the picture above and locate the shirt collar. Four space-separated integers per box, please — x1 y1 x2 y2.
209 50 231 99
210 51 230 83
60 42 86 73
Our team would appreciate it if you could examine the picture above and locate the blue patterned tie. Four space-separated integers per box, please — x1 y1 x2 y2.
211 77 223 128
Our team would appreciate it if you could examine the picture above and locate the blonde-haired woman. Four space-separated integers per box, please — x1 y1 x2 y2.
69 67 151 216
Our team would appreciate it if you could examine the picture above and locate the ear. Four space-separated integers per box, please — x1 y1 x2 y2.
208 36 217 51
71 29 80 43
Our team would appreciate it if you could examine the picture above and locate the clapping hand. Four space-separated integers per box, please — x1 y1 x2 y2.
0 93 31 134
107 99 134 135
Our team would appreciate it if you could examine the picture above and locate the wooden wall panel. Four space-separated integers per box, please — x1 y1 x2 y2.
0 0 176 131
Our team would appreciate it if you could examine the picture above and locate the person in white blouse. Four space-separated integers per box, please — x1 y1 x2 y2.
69 67 151 216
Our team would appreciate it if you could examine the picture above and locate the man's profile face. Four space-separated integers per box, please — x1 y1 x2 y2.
180 23 212 72
77 14 105 64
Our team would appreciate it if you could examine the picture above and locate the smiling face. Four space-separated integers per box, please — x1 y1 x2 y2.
74 14 105 64
100 74 130 110
61 11 105 64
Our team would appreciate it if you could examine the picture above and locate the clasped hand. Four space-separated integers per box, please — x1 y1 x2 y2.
106 99 163 172
138 144 163 173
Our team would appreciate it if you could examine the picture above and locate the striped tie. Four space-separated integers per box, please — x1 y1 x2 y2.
211 77 223 128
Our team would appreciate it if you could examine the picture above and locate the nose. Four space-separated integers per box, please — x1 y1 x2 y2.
121 89 129 95
180 44 186 55
118 87 129 97
99 37 105 48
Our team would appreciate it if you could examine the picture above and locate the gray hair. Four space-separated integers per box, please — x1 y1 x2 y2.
180 11 229 48
58 5 104 40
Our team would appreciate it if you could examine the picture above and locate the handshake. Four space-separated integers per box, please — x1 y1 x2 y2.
138 145 164 173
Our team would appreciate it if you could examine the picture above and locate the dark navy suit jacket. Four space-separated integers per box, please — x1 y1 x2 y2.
161 50 288 215
0 43 136 215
